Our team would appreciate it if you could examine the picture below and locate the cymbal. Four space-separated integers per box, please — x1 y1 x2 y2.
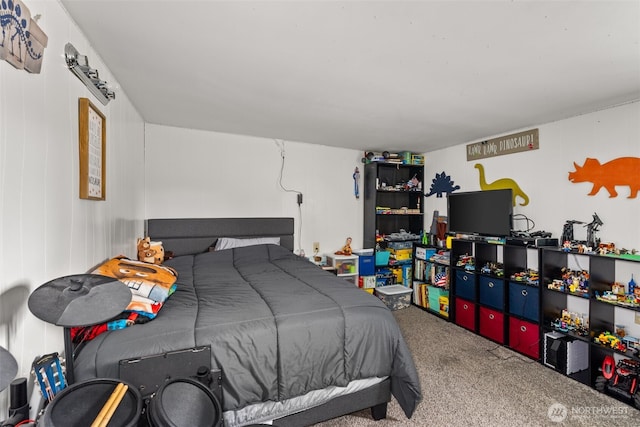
0 346 17 392
28 274 131 327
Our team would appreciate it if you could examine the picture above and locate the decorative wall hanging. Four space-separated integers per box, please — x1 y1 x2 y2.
569 157 640 199
475 163 529 206
65 43 115 105
467 128 539 161
0 0 48 73
425 171 460 197
353 167 360 199
78 98 106 200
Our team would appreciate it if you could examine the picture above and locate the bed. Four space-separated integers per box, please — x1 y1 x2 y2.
73 217 422 426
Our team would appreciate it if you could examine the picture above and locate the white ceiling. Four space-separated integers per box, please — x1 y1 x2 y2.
59 0 640 153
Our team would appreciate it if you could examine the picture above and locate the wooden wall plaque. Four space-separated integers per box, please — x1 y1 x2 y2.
78 98 106 200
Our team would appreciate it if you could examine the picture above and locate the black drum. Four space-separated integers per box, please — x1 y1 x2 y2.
146 377 221 427
40 378 141 427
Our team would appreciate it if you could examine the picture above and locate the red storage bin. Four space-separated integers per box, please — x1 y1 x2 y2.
479 307 505 344
509 317 540 359
455 298 476 332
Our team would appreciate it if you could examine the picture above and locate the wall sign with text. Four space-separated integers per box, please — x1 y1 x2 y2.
466 128 539 161
79 98 106 200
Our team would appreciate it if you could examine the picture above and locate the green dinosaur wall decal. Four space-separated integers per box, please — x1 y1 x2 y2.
474 163 529 206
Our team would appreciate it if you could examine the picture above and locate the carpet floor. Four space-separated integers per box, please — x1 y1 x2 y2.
315 305 640 426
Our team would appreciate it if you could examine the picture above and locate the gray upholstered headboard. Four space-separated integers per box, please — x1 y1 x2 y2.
145 217 295 256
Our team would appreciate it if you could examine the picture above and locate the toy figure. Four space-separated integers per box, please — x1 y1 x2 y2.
335 237 353 256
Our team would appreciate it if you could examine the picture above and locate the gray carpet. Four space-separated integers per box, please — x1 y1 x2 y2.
316 305 640 426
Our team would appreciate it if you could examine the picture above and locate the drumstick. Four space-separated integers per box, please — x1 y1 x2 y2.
90 382 125 427
98 383 128 427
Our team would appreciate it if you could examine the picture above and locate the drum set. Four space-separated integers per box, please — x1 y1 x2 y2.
0 274 222 427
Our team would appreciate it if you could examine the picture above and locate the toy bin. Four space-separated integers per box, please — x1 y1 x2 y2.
455 298 476 331
358 254 375 276
326 254 358 276
375 285 412 310
375 250 391 266
454 270 475 301
508 282 539 322
509 317 540 360
478 276 505 310
479 306 505 344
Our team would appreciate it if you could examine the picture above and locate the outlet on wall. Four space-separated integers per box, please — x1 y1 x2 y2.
313 242 320 253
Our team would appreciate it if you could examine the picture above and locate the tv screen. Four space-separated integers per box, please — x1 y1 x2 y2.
447 189 513 237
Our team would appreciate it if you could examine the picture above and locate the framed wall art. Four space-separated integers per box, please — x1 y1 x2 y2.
78 97 106 200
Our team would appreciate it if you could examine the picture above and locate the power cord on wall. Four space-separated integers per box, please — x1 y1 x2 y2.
274 140 304 255
512 213 535 234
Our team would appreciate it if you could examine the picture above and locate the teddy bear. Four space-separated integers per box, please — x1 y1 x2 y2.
137 237 165 264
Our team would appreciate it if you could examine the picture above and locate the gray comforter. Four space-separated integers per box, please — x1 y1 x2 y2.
74 244 421 418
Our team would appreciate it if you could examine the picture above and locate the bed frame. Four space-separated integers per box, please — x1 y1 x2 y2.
145 217 295 255
145 217 390 425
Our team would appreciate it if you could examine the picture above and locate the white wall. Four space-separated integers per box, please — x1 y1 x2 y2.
424 101 640 250
0 0 145 414
146 101 640 260
145 125 364 256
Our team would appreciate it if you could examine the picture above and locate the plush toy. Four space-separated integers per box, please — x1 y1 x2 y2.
137 237 165 264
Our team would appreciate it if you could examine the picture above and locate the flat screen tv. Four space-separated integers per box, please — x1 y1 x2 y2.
447 189 513 237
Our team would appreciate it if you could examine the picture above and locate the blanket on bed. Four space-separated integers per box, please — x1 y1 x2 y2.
71 257 177 343
73 244 421 418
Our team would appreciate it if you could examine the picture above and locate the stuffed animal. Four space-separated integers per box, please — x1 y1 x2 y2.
137 237 165 264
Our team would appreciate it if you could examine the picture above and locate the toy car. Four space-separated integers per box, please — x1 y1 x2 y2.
595 355 640 408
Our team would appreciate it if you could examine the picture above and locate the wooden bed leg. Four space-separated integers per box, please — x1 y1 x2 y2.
371 402 387 420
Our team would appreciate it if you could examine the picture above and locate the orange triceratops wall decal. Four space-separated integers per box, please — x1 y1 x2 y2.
568 157 640 198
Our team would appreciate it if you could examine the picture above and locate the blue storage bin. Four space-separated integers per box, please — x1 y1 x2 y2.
454 269 475 301
375 251 391 266
358 255 375 276
508 282 539 322
478 275 505 310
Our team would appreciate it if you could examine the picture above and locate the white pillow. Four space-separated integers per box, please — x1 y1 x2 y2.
214 237 281 251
